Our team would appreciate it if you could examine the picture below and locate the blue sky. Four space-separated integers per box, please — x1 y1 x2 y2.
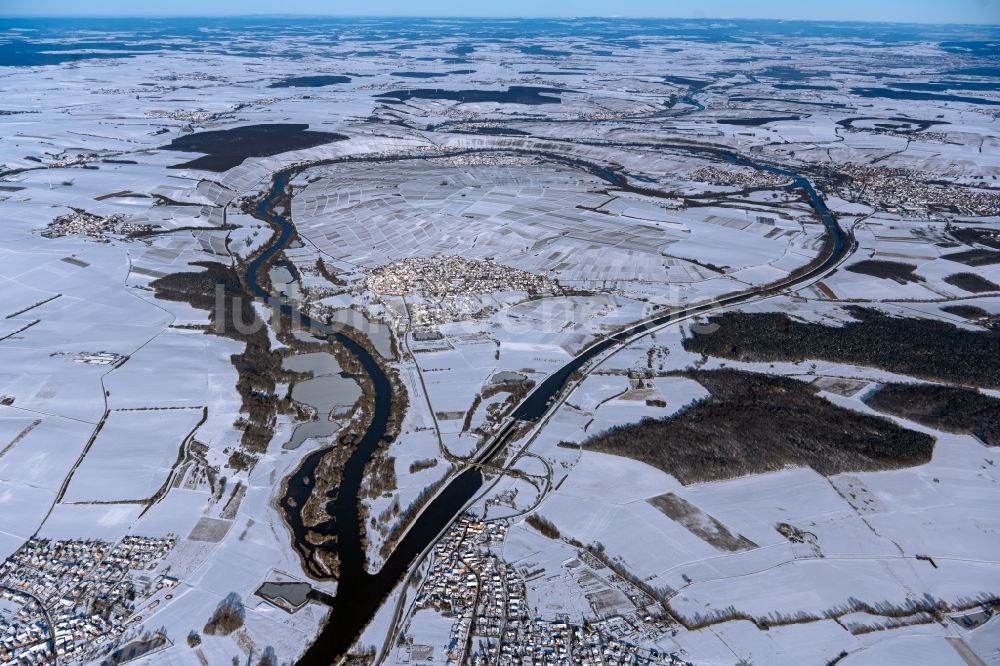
1 0 999 24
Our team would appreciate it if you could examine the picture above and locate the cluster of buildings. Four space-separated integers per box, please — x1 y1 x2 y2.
414 517 529 663
160 72 225 82
366 255 561 329
42 211 153 240
411 516 684 666
475 617 684 666
47 154 94 169
841 122 949 142
366 256 558 299
843 165 1000 217
691 166 788 189
441 153 542 168
73 351 128 366
0 589 52 664
146 108 219 122
578 111 640 121
0 536 175 665
405 294 493 329
92 87 169 95
414 516 509 665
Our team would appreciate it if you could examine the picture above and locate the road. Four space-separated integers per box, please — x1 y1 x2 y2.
371 146 857 663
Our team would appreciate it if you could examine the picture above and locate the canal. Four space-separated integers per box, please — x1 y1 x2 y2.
247 143 847 663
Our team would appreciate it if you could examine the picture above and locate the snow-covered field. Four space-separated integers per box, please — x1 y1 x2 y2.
0 15 998 666
63 408 204 503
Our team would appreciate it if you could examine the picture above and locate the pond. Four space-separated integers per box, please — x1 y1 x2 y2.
282 352 361 450
327 309 394 360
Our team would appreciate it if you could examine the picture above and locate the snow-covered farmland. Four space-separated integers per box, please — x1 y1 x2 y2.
63 408 204 503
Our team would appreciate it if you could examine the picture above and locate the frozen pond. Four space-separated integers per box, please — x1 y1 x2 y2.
284 351 343 376
257 581 313 610
269 265 294 285
329 309 394 360
282 352 361 450
268 264 301 300
491 370 528 384
292 373 361 411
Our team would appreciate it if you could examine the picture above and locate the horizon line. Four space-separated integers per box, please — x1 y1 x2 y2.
0 14 998 26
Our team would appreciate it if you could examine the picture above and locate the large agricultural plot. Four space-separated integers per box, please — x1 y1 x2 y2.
0 14 999 666
292 160 821 294
62 408 204 503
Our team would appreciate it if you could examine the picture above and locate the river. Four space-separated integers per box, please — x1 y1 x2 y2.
246 143 848 664
250 172 485 662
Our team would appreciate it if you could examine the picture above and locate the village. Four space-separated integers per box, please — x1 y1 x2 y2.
404 516 685 666
41 210 153 240
366 256 560 299
690 165 789 189
0 536 175 665
841 165 1000 217
365 255 562 328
